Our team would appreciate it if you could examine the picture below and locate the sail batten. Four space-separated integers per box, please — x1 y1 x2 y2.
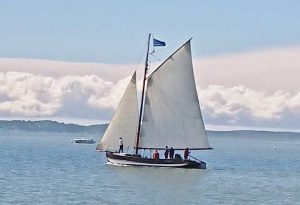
140 41 211 149
96 72 138 152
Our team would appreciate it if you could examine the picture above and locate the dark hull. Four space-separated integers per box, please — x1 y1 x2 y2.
106 151 206 169
73 139 95 144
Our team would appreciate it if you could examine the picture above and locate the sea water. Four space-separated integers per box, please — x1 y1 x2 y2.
0 130 299 205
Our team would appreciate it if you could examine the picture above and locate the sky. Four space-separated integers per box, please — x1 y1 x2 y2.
0 0 300 131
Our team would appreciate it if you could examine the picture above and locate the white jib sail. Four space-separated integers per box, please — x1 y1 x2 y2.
96 72 138 152
140 41 211 150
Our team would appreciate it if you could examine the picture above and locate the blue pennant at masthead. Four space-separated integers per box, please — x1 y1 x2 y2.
153 38 166 47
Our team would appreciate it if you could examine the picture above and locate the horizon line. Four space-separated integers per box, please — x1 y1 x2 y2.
1 119 299 134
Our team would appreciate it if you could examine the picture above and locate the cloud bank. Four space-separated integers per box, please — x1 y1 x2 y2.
194 46 300 92
1 46 300 130
0 58 133 82
199 85 300 130
0 72 131 121
1 71 299 130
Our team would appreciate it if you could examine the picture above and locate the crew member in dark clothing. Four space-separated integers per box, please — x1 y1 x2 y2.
119 137 123 153
169 147 174 159
164 146 169 159
184 148 190 160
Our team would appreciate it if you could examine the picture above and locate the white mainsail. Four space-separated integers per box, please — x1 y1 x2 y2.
140 41 211 150
96 72 138 151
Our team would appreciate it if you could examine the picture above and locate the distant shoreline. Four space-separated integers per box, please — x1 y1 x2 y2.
0 120 299 135
0 120 107 134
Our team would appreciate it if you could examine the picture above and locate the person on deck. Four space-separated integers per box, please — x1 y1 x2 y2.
184 148 190 160
153 149 160 159
164 146 169 159
119 137 123 153
169 147 174 159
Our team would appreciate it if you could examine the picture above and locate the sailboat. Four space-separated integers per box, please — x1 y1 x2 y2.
96 34 212 169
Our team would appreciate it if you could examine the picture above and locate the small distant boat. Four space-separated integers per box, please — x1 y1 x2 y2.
71 138 95 144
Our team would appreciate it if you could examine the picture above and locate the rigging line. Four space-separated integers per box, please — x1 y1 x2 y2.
133 39 149 72
148 37 182 73
150 53 162 62
151 43 179 55
146 38 192 80
151 34 182 55
189 155 201 163
136 33 151 155
148 45 182 73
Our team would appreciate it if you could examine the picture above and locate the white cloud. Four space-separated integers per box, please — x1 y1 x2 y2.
1 71 300 129
90 75 131 109
199 85 300 121
0 72 130 119
1 46 300 129
0 72 60 116
2 46 300 92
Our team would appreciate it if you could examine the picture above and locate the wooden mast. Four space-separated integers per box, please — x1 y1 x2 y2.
135 33 151 155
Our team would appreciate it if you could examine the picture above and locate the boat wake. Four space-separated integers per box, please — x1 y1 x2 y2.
106 161 130 167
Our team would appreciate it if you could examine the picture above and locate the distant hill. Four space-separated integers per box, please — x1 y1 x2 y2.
0 120 299 138
0 120 108 135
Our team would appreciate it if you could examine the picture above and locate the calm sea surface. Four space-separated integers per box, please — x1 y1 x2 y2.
0 130 299 205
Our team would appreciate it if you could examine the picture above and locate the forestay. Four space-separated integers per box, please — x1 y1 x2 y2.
140 41 211 150
96 72 138 151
